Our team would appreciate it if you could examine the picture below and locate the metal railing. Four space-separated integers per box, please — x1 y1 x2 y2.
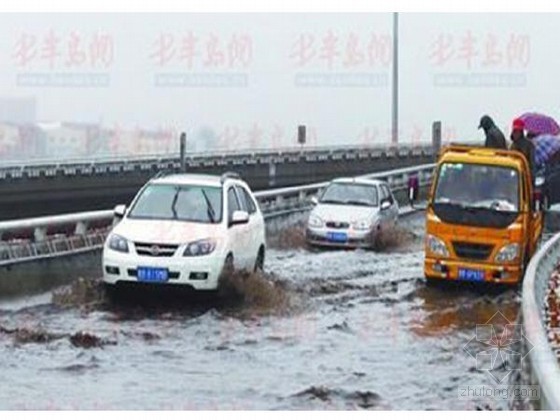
0 163 435 267
521 232 560 410
0 143 433 178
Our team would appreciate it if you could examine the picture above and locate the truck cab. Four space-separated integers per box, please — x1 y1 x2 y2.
414 146 543 285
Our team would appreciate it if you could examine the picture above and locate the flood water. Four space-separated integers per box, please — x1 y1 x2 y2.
0 214 524 410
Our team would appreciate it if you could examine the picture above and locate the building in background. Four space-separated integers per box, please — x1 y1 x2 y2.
39 122 89 158
0 97 37 125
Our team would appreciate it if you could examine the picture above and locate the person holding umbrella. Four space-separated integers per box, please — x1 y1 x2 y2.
528 133 560 170
478 115 507 149
510 118 536 180
518 112 560 136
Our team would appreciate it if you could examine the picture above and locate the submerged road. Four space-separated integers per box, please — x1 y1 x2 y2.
0 214 524 410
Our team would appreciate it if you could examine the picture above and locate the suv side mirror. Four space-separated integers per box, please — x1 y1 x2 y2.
408 175 419 206
230 210 249 226
380 200 391 211
114 204 126 218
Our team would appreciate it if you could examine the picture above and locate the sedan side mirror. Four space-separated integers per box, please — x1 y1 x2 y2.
114 204 126 218
310 196 319 206
380 200 391 211
230 210 249 226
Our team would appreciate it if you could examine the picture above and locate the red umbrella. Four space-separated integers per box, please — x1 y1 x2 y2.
519 112 560 136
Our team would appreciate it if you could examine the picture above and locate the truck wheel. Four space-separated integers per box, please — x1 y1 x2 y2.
425 277 440 287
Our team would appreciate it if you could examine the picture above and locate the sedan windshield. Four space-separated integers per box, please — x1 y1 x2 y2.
320 182 378 206
434 163 520 212
128 184 222 223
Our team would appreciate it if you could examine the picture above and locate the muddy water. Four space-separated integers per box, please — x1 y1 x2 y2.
0 214 521 410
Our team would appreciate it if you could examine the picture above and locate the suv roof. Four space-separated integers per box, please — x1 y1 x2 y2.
330 177 384 186
150 173 245 188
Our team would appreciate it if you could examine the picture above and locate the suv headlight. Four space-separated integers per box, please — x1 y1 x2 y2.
108 234 129 253
426 234 449 257
183 239 217 257
495 243 519 263
352 218 374 231
308 214 324 229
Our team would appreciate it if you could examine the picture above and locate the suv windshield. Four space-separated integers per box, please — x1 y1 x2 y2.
128 184 223 223
433 162 520 228
320 182 378 206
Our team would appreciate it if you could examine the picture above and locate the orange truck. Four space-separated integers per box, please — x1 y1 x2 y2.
409 146 544 285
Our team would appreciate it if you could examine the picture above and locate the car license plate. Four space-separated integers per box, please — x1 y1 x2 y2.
137 267 169 283
326 231 348 243
458 268 485 282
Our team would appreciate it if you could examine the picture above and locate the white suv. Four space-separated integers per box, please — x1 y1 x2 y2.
102 172 266 291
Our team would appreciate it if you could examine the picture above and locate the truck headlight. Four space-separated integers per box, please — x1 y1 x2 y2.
426 234 449 257
352 219 373 231
183 239 217 257
108 234 129 253
308 214 324 228
495 243 519 263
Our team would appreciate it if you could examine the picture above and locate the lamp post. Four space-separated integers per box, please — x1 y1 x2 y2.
391 12 399 146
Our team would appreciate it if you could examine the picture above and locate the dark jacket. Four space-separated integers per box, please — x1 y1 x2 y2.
510 134 536 178
479 115 507 149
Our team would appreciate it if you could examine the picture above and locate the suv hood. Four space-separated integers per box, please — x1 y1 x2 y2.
111 218 223 245
311 203 379 223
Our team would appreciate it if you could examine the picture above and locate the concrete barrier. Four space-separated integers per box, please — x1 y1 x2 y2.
520 232 560 410
0 144 434 219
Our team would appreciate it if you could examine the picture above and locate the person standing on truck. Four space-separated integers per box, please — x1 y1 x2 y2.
510 118 536 181
478 115 507 149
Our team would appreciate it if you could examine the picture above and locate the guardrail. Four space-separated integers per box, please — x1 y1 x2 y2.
0 143 433 178
0 163 435 268
521 232 560 410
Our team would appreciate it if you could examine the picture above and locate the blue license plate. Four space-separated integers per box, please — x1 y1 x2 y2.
458 268 485 282
137 267 169 283
326 231 348 243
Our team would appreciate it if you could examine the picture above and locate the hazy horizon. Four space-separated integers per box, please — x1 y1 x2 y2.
0 13 554 154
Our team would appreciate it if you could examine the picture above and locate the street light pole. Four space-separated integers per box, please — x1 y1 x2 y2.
391 12 399 146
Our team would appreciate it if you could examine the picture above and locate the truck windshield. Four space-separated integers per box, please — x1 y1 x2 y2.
432 163 520 228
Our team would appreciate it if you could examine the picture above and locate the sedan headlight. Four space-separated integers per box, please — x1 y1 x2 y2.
352 218 374 231
308 214 324 229
495 243 519 263
426 234 449 257
108 234 129 253
183 239 217 257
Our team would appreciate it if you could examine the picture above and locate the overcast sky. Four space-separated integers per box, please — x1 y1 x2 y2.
0 13 555 150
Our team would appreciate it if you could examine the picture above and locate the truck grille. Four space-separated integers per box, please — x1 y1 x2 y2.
452 242 494 261
134 242 178 257
325 221 350 229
